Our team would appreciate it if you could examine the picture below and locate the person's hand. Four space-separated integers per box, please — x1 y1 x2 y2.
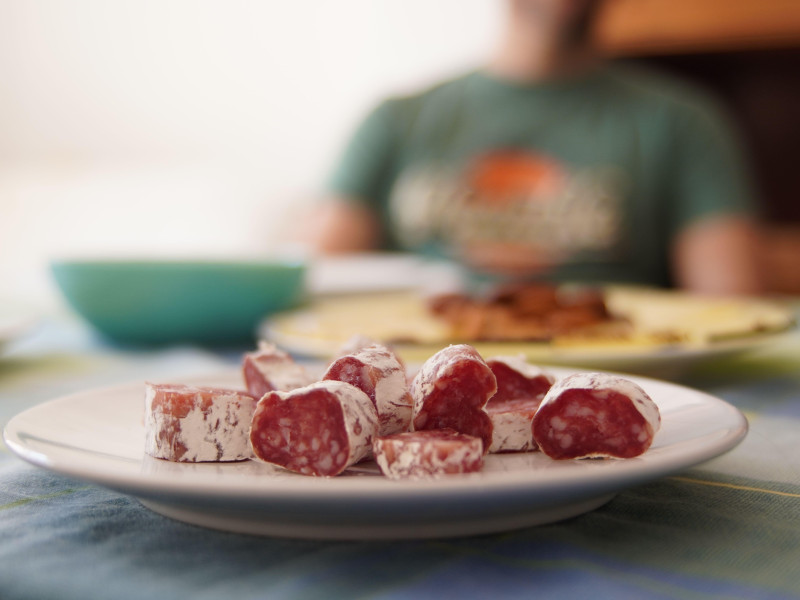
457 240 564 277
672 215 762 295
299 199 379 254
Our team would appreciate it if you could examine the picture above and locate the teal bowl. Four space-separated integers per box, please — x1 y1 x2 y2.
51 259 306 346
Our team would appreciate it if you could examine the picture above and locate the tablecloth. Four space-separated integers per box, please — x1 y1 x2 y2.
1 314 799 600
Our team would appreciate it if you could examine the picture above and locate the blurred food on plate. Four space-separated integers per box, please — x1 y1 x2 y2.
263 283 795 374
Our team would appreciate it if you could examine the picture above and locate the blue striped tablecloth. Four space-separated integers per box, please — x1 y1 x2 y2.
1 315 799 600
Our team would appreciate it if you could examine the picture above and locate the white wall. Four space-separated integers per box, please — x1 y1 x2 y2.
0 0 501 304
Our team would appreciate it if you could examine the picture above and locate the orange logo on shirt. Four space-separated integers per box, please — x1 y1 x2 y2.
467 150 566 204
389 149 628 268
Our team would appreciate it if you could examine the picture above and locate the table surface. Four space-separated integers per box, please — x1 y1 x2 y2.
2 307 800 600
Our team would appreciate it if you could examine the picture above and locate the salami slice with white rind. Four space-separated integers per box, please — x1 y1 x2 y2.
486 355 554 403
486 397 541 453
144 383 257 462
532 372 661 459
323 344 412 436
410 344 496 453
335 334 381 358
242 342 313 398
373 429 484 480
249 380 378 477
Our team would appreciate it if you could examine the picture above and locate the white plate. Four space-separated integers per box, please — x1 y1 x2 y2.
3 368 747 540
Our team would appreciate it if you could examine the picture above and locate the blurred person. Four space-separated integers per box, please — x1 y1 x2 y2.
306 0 762 295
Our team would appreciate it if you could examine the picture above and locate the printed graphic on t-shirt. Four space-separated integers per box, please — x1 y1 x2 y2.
389 149 629 267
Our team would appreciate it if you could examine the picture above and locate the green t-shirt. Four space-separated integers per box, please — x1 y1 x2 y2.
327 65 754 287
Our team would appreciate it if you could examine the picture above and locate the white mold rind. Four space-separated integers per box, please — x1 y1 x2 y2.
487 405 538 453
373 433 483 480
144 384 256 462
245 342 313 393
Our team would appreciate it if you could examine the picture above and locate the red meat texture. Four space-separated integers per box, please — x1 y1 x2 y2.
250 389 352 476
533 388 655 459
412 346 496 453
487 360 552 404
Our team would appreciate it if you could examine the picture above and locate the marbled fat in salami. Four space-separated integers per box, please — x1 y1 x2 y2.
242 342 313 398
484 355 554 453
144 383 257 462
373 429 484 480
323 344 412 436
532 372 661 459
249 380 378 477
410 344 496 453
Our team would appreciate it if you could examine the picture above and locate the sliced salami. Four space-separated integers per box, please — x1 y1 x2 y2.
323 344 412 436
410 344 496 453
242 342 313 398
485 397 541 453
249 380 378 477
484 355 554 453
335 334 381 357
486 355 554 403
144 383 257 462
532 372 661 460
373 429 484 480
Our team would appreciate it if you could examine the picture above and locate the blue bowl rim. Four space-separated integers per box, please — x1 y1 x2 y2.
50 258 307 270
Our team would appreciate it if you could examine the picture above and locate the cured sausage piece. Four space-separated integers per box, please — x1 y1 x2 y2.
335 335 407 374
335 334 381 358
323 344 412 436
532 372 661 460
411 344 496 453
373 429 484 480
144 383 257 462
485 355 554 404
249 380 378 477
242 342 313 398
485 397 542 453
484 356 554 453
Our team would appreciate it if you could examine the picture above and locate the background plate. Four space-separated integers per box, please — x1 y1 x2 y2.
264 289 796 378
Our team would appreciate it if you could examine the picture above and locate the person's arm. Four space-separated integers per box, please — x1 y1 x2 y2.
302 197 380 254
672 214 762 295
666 87 763 295
456 241 561 278
306 100 399 254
